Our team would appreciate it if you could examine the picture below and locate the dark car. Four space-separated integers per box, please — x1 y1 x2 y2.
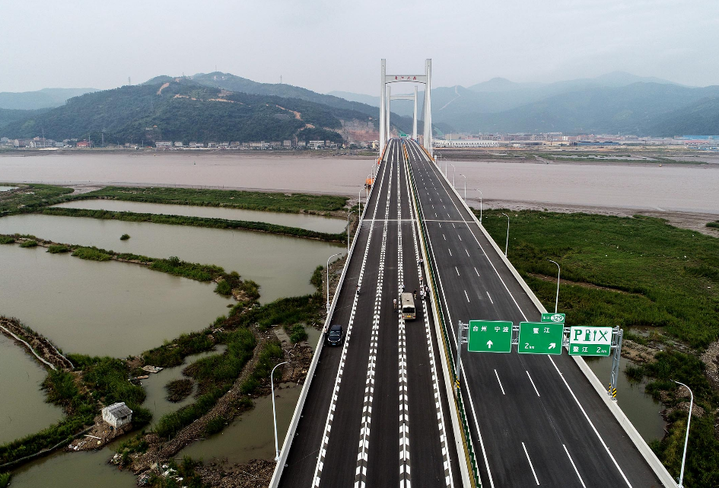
326 324 344 346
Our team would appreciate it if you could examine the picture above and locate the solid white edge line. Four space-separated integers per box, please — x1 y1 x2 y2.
521 441 540 486
494 369 506 395
563 444 588 488
525 371 541 397
548 356 633 488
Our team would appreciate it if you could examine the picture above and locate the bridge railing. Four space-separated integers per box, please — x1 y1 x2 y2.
405 149 481 487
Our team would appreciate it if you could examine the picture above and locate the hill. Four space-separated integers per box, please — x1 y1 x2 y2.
0 108 47 129
0 88 97 110
0 78 380 144
649 97 719 136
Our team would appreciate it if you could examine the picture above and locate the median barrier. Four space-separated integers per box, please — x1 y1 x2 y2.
405 150 480 487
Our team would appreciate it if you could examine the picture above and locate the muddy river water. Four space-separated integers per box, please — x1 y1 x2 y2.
2 152 718 214
0 213 344 304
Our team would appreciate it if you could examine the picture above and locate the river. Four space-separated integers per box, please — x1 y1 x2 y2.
2 152 718 214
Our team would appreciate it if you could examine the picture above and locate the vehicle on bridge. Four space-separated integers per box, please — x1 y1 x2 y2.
325 324 344 346
400 292 416 320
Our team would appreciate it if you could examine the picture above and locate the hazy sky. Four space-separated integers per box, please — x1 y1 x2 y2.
2 0 718 94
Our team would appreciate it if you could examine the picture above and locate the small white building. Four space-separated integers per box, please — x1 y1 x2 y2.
102 402 132 428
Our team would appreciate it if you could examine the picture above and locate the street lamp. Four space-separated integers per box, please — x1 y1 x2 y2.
326 252 342 312
271 361 289 461
476 189 483 225
346 210 355 253
673 380 693 488
547 259 561 313
501 212 510 257
450 163 456 187
459 174 467 200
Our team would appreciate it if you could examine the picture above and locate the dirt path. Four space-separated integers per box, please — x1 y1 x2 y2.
0 316 74 371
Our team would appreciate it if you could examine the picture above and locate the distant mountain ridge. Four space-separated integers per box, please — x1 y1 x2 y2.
0 88 98 110
0 77 384 144
331 72 718 135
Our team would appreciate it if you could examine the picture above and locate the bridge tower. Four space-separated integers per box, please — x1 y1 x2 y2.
379 59 433 155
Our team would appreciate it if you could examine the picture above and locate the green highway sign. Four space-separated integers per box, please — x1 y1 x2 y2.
569 326 612 357
518 322 564 355
468 320 513 353
541 313 565 325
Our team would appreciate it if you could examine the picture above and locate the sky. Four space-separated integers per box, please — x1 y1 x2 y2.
2 0 718 94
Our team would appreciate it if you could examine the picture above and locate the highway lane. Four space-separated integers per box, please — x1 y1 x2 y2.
404 138 663 487
278 139 457 487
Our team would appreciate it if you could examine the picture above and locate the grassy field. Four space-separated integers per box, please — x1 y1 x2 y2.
80 186 348 214
480 208 719 487
0 184 74 216
480 209 719 348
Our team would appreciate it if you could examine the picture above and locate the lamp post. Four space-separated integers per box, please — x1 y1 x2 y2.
476 189 483 225
547 259 560 313
450 163 456 187
673 380 693 488
459 174 467 200
271 361 289 461
346 210 355 253
501 212 510 257
326 252 342 312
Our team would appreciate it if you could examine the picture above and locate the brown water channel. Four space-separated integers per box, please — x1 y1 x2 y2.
52 199 347 234
0 335 64 445
180 382 301 464
0 214 344 304
586 355 666 442
0 244 229 357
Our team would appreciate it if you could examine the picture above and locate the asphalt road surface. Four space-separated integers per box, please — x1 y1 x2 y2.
404 138 664 488
279 139 459 487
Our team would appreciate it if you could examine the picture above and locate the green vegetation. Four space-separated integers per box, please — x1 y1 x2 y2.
204 416 228 436
120 233 130 240
0 472 10 488
288 324 308 343
165 379 194 403
480 210 719 348
47 244 70 253
40 207 345 242
310 265 324 291
149 255 222 282
154 329 256 439
71 246 112 261
19 240 37 248
0 183 73 216
626 351 719 487
0 79 364 145
81 186 347 214
143 331 217 368
708 221 719 229
0 236 14 244
232 294 324 331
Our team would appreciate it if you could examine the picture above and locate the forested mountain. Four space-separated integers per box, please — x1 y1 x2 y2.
0 78 381 144
0 108 47 129
0 88 97 110
649 97 719 137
